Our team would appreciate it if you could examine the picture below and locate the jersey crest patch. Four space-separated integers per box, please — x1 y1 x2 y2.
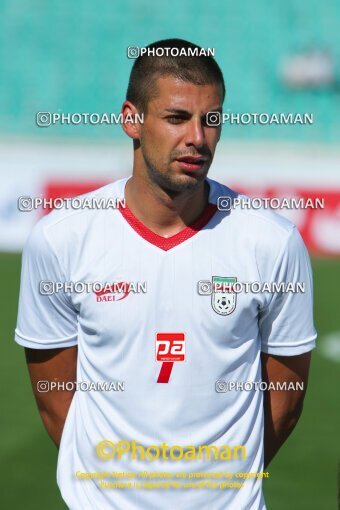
198 276 237 316
212 276 237 315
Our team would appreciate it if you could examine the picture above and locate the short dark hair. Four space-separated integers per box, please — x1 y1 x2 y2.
126 38 225 113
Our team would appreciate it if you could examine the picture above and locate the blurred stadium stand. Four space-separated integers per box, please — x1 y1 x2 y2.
1 0 340 142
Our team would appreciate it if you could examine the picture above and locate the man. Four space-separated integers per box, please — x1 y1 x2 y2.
15 39 316 509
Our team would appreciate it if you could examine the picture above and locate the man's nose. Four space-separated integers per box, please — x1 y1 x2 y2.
184 118 205 147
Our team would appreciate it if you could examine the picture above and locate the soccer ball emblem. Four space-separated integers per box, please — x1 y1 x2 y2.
215 295 229 312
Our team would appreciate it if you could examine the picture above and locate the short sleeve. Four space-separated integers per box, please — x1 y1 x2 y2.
14 219 78 349
259 226 317 355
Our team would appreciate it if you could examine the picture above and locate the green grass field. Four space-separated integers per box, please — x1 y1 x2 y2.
0 253 339 509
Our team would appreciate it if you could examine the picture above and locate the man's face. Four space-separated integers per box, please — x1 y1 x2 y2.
138 75 223 193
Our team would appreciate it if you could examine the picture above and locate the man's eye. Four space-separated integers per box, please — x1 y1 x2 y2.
166 116 186 124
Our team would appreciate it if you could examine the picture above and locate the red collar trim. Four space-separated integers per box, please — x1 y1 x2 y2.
118 202 217 251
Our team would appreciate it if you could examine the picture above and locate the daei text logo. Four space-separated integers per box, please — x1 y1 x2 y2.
155 333 185 384
94 281 147 302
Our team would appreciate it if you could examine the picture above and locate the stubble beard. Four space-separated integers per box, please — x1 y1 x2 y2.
141 143 209 196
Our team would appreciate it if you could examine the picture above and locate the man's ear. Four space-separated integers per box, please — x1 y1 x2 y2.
120 100 143 140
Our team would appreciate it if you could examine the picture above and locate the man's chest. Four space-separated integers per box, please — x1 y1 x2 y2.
69 239 266 353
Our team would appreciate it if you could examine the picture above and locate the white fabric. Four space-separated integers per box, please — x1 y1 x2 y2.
15 177 316 510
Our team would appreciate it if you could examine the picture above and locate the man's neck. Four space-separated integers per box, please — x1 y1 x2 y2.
124 174 210 238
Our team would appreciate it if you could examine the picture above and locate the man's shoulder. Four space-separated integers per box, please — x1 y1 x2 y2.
208 177 297 238
24 178 128 255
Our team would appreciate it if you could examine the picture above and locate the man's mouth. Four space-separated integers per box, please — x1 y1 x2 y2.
175 155 209 171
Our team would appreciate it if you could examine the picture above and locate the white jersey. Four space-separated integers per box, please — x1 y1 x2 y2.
15 177 316 510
